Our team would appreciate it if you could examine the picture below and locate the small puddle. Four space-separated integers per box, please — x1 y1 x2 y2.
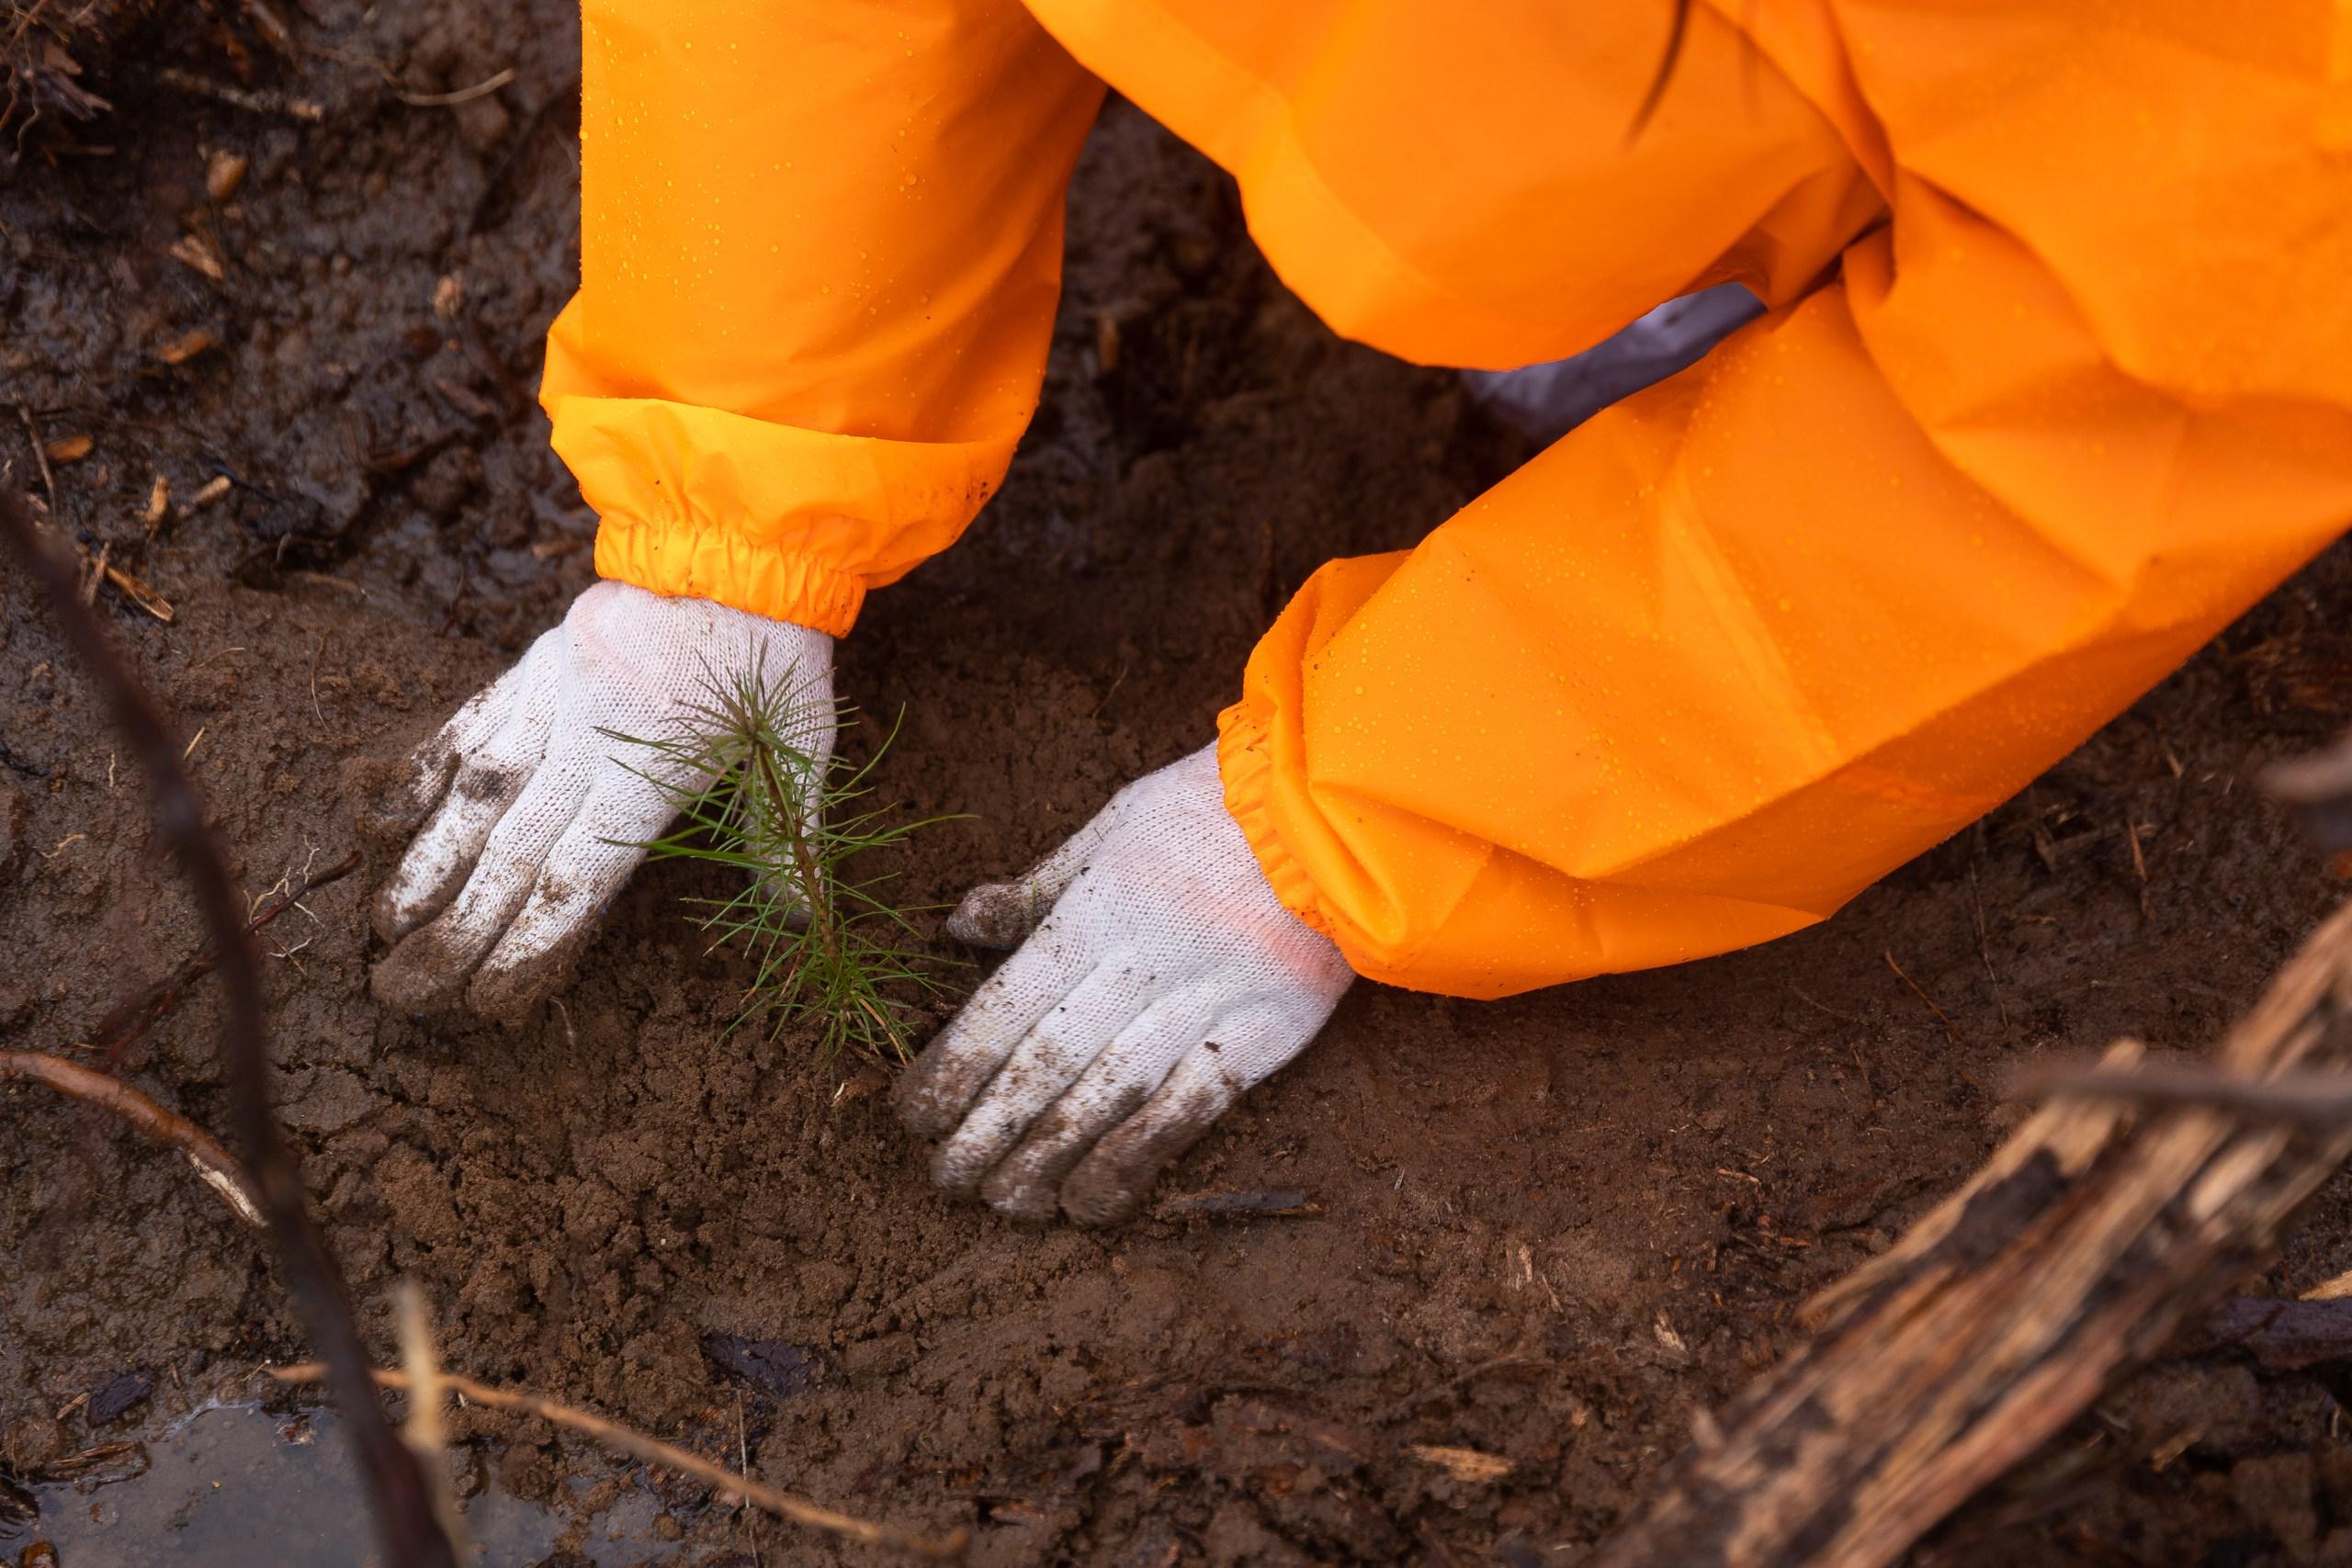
6 1403 680 1566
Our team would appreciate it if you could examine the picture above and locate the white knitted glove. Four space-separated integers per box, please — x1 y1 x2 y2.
369 580 833 1022
897 745 1354 1225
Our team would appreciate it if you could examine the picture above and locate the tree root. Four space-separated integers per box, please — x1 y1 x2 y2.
91 848 364 1066
0 1050 264 1227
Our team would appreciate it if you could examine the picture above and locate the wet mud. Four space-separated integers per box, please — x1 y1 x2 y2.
7 4 2352 1563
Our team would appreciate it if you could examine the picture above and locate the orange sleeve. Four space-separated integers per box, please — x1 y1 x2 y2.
540 0 1105 636
1217 1 2352 998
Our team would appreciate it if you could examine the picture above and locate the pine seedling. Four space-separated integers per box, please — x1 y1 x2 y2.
604 656 956 1063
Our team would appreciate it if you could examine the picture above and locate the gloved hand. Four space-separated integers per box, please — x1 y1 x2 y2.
368 580 833 1022
897 745 1354 1224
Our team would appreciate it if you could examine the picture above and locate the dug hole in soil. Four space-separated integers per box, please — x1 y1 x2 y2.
8 5 2352 1563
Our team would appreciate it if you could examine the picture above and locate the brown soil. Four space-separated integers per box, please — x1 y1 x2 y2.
7 6 2352 1564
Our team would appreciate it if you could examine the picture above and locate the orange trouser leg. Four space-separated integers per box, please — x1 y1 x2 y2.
1221 203 2352 997
1216 2 2352 998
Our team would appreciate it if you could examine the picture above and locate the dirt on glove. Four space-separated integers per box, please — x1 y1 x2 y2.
6 5 2352 1563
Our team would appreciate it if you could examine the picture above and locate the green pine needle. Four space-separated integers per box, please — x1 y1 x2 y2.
602 655 959 1064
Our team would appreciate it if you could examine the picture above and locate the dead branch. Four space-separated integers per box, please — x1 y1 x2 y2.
0 482 457 1568
0 1049 263 1227
267 1361 970 1561
1595 897 2352 1568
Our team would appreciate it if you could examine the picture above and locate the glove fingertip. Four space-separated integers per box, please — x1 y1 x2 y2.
368 884 411 946
467 874 621 1031
1058 1169 1148 1230
467 958 557 1031
348 741 452 850
369 925 469 1017
890 1066 959 1141
891 1043 994 1141
982 1173 1061 1225
1059 1082 1229 1228
370 846 471 945
980 1145 1070 1224
929 1146 985 1200
944 881 1037 950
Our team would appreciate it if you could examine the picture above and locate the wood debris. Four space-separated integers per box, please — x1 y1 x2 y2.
43 433 93 463
17 404 56 503
157 328 219 365
240 0 298 63
169 233 226 281
80 540 109 604
1407 1445 1513 1484
431 376 498 422
2202 1295 2352 1371
102 561 175 622
40 513 174 623
2301 1267 2352 1303
205 149 249 201
1092 310 1121 376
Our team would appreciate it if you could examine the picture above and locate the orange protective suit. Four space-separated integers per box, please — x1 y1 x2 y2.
541 0 2352 998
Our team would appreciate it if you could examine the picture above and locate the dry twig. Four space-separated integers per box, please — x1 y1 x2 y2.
0 1049 263 1227
1883 950 1961 1043
17 404 55 505
268 1361 969 1560
395 67 513 107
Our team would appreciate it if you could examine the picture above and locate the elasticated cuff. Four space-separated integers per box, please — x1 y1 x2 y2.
544 362 1020 641
1216 698 1345 949
593 518 866 637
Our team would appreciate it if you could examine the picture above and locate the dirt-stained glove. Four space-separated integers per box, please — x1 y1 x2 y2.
368 580 833 1022
897 744 1354 1225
